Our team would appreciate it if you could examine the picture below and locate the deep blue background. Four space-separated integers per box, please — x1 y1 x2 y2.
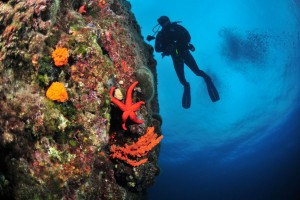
131 0 300 199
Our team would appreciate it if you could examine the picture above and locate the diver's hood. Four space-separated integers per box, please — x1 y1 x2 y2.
146 20 182 42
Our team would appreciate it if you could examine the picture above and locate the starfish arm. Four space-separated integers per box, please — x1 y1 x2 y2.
110 87 126 111
122 111 130 130
110 82 145 130
129 111 144 124
130 101 145 111
125 81 139 107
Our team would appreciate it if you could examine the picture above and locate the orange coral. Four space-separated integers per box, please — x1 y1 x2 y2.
110 127 163 167
46 82 68 102
98 0 106 7
52 47 69 67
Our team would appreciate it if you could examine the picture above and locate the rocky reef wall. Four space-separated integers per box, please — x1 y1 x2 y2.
0 0 162 199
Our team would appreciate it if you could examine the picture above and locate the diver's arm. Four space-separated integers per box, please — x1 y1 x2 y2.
154 32 164 52
155 31 177 57
155 43 163 53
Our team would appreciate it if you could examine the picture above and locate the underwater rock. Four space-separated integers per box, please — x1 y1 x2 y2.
0 0 161 199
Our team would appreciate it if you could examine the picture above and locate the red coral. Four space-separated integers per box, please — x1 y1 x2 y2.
78 4 87 14
121 60 129 72
110 127 163 167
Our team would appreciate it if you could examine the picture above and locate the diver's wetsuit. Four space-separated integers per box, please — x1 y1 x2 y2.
154 22 209 87
154 18 219 107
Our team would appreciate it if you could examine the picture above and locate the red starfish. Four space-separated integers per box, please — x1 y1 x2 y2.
110 81 145 130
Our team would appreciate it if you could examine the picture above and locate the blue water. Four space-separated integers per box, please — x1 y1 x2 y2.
132 0 300 199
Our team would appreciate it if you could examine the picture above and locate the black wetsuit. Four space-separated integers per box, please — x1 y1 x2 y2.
154 23 208 87
155 22 220 107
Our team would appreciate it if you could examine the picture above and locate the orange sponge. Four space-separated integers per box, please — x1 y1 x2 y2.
46 82 68 102
52 47 69 67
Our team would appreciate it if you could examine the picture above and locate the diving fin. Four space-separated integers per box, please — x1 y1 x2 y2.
182 83 191 109
204 78 220 102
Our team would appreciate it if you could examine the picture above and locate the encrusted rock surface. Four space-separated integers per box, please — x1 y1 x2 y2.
0 0 162 199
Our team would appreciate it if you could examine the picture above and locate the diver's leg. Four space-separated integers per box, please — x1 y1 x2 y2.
171 55 188 86
181 50 220 102
181 50 210 80
171 55 191 108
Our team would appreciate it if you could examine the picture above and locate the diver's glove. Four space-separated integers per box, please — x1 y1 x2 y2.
188 43 195 52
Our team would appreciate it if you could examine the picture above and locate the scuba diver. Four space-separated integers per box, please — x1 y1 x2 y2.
147 16 219 108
